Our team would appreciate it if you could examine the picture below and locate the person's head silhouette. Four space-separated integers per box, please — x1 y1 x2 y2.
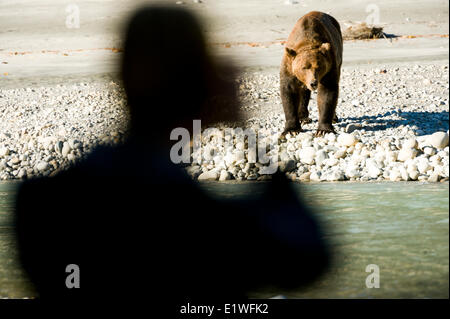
121 5 238 144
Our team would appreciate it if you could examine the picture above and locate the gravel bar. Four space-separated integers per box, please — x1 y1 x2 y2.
0 63 449 182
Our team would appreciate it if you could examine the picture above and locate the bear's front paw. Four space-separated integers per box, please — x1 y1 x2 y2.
315 123 335 137
315 129 334 137
280 127 303 141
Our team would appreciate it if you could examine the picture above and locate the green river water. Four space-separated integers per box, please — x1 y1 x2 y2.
0 181 448 299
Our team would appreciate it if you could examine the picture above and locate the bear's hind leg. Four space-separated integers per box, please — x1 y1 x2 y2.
298 87 312 125
316 80 338 136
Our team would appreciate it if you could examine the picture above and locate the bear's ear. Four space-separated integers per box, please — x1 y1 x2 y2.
319 43 331 54
285 47 297 57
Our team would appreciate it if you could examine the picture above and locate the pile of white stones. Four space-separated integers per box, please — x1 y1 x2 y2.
186 128 449 182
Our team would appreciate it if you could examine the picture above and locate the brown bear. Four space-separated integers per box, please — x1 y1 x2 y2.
280 11 343 136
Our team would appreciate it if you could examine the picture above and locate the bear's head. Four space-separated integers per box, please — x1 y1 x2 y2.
286 42 332 91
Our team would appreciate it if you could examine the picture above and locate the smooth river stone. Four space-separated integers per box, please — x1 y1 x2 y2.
427 132 449 149
35 161 49 172
298 147 316 164
397 148 418 162
198 170 219 181
337 133 357 147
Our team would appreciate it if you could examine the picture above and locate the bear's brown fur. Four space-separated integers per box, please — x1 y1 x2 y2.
280 11 343 136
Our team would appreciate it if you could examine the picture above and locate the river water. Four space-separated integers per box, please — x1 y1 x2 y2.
0 181 448 299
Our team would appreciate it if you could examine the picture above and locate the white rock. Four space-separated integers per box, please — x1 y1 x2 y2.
423 147 436 156
437 150 448 158
428 173 440 182
374 152 386 163
36 161 49 172
417 159 431 174
219 170 231 181
69 139 82 149
433 164 445 176
0 147 9 157
429 154 441 164
397 148 418 162
345 165 361 178
54 141 63 154
61 142 71 157
399 166 409 181
299 172 311 181
351 99 360 106
368 165 381 179
337 133 357 147
427 132 449 149
223 153 235 167
57 128 67 137
386 151 398 163
333 148 347 159
326 169 345 181
298 147 316 165
325 133 336 143
389 169 401 181
407 163 418 173
17 168 27 179
310 171 321 181
315 150 328 166
242 163 251 174
408 170 419 180
402 138 418 149
198 170 219 181
324 157 339 167
259 165 277 175
286 143 296 152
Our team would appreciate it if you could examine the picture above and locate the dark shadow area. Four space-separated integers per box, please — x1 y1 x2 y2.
337 111 449 135
382 32 399 39
14 4 330 308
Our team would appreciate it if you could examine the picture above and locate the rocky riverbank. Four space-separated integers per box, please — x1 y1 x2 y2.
190 63 449 182
0 80 129 180
0 63 449 182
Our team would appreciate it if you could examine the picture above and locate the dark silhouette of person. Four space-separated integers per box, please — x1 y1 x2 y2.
14 5 330 307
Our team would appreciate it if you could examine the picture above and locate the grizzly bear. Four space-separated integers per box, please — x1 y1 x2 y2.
280 11 343 136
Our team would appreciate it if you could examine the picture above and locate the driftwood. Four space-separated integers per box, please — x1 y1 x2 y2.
343 23 385 40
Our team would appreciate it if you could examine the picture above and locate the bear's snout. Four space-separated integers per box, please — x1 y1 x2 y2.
310 80 318 90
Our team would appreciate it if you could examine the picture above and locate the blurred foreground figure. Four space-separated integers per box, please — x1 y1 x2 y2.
15 5 330 305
